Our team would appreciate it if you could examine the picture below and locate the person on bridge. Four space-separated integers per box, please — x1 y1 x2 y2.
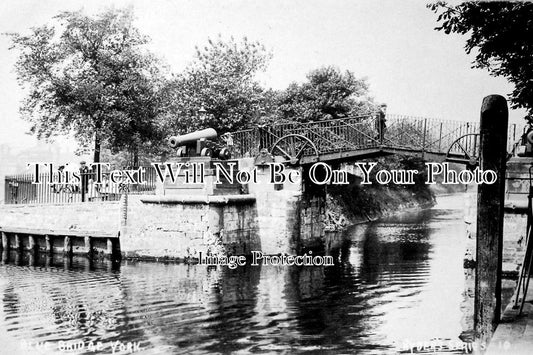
375 103 387 144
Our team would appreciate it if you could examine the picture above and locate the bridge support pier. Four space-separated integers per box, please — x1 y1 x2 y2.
243 159 328 254
245 161 303 254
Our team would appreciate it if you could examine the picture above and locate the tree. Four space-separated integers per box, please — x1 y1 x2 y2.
104 60 168 167
7 7 167 163
164 36 272 135
276 66 377 122
428 1 533 117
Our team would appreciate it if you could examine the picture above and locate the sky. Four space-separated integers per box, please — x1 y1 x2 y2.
0 0 527 166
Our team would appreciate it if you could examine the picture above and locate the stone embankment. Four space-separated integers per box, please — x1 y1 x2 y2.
0 156 439 261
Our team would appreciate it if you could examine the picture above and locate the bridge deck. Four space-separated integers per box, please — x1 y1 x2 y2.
230 114 518 164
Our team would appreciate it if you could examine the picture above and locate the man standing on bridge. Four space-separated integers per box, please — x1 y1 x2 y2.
375 103 387 144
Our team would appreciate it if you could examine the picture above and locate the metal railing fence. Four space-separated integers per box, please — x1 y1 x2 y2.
4 166 157 205
230 114 518 161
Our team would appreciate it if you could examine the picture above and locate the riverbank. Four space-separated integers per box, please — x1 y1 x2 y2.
327 156 436 229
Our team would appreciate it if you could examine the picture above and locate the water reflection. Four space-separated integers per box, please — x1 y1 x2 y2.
0 195 468 354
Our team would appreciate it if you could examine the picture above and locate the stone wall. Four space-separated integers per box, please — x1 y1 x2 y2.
0 202 119 235
243 159 304 254
299 195 326 250
120 195 260 260
502 213 527 277
502 157 530 276
463 185 526 277
121 160 329 259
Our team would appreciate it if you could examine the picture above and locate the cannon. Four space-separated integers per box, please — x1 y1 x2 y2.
168 128 231 159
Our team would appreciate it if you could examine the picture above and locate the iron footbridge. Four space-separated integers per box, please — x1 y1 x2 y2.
229 114 517 165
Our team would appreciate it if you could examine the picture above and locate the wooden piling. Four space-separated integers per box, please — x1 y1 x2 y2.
28 235 35 251
14 234 20 251
45 235 51 253
106 238 113 257
1 232 8 251
84 236 92 257
28 252 35 267
474 95 508 344
63 236 72 256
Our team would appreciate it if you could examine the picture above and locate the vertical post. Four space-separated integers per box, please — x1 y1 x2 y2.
81 184 86 202
119 194 128 251
378 114 383 145
474 95 508 345
45 235 51 254
256 126 263 153
28 235 35 251
120 194 128 226
81 169 86 203
106 238 113 257
14 234 20 251
438 122 443 152
84 236 92 257
422 118 427 157
63 236 72 256
466 123 471 151
1 232 8 251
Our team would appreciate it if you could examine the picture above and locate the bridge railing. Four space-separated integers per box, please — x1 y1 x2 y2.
231 128 260 158
230 114 518 161
231 114 379 158
384 115 480 156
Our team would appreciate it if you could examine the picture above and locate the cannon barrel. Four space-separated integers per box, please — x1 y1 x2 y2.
168 128 218 148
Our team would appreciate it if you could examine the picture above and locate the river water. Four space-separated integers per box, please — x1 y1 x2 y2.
0 195 470 354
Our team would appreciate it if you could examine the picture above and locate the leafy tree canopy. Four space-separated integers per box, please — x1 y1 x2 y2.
276 66 377 122
165 36 273 135
7 7 167 163
428 1 533 116
8 8 381 162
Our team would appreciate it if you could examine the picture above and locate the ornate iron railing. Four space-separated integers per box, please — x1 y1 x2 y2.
230 114 518 162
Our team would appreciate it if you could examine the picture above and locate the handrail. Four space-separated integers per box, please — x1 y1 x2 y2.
230 114 487 160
